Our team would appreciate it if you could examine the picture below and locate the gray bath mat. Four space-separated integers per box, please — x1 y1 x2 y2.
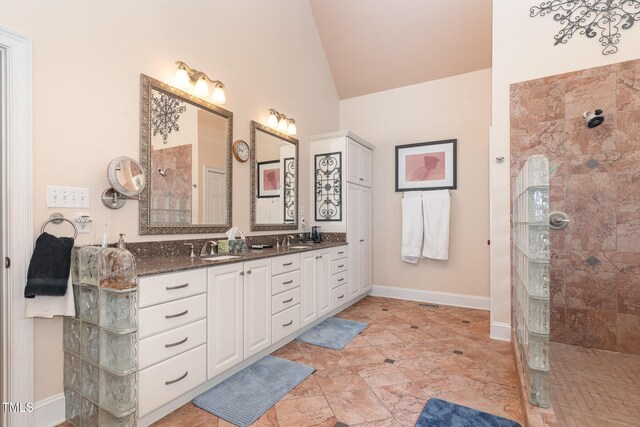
192 355 313 427
296 317 368 350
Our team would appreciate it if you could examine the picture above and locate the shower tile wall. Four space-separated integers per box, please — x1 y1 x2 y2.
510 59 640 354
150 144 193 223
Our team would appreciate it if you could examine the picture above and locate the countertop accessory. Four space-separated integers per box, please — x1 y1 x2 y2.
116 233 127 250
233 139 249 162
102 156 146 209
41 213 78 240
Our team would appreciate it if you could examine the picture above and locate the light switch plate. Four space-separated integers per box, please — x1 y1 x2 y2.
46 186 90 208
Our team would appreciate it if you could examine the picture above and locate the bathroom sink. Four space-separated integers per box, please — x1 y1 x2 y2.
201 255 240 261
289 246 312 249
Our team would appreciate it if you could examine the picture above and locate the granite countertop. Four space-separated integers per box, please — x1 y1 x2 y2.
135 241 348 277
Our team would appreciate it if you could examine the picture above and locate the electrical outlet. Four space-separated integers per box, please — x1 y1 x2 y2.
47 186 90 208
75 213 92 234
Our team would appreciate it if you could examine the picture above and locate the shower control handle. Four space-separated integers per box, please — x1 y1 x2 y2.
549 211 570 230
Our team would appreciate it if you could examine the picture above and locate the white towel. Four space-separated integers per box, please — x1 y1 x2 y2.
401 192 424 264
422 190 451 260
25 275 75 318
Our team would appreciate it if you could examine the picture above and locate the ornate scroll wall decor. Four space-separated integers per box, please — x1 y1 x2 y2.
315 152 342 221
284 157 296 222
530 0 640 55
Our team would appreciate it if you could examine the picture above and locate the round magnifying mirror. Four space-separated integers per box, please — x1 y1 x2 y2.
107 156 146 197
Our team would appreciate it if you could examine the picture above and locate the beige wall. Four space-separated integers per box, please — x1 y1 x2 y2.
340 68 492 299
491 0 640 333
0 0 339 401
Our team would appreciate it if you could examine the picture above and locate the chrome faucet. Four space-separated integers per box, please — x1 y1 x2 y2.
183 243 195 258
285 235 296 247
200 240 218 257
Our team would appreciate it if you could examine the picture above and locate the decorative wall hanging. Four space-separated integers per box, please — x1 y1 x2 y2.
283 157 296 222
395 139 457 192
315 152 342 221
257 160 280 198
151 91 187 144
530 0 640 55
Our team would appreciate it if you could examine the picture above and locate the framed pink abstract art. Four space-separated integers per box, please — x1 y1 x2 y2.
257 160 281 198
395 139 457 191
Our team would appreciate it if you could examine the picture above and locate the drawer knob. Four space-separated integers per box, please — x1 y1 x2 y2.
338 251 344 255
283 297 293 303
165 371 189 386
283 279 293 285
165 337 188 348
360 239 365 242
338 294 345 299
240 271 245 276
247 270 252 275
165 309 189 319
166 283 189 291
359 178 364 181
282 262 293 266
338 265 344 268
338 278 344 282
283 320 293 327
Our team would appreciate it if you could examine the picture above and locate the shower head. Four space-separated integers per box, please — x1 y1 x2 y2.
584 109 604 128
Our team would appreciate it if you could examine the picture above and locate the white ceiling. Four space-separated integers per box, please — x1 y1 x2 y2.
309 0 492 100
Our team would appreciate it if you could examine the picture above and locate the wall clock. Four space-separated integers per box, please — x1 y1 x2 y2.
233 139 249 162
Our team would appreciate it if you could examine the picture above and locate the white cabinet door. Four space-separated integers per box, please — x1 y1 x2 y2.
243 259 272 359
207 263 244 379
359 187 372 294
347 183 360 300
317 248 333 316
358 146 372 187
347 138 360 184
300 250 318 327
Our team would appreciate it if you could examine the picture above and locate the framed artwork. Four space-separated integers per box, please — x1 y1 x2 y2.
395 139 457 192
257 160 280 198
315 152 342 221
283 157 295 222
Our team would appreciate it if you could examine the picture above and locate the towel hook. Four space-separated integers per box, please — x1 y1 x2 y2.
41 213 78 239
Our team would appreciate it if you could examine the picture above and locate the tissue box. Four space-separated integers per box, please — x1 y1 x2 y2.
218 240 229 254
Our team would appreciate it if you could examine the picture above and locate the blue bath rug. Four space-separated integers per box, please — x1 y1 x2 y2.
296 316 368 350
192 355 313 427
416 398 522 427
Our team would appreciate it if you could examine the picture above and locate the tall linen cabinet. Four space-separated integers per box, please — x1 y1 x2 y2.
310 131 374 300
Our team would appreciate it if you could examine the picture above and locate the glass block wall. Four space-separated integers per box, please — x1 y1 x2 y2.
512 154 551 408
64 247 138 426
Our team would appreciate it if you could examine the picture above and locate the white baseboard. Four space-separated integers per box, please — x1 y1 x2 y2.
34 393 65 427
369 285 490 310
490 321 512 341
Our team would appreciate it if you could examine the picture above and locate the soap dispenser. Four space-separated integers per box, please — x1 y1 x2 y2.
116 233 127 250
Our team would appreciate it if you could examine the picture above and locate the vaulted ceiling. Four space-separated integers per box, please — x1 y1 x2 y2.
309 0 492 99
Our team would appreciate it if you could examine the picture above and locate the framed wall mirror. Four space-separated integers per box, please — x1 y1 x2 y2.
250 121 298 231
139 74 233 234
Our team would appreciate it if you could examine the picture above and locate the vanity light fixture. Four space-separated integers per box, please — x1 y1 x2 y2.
174 61 226 104
267 108 297 136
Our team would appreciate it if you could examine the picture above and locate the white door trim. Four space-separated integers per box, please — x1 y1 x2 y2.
0 26 34 427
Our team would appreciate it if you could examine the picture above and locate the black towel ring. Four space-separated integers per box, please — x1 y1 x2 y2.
41 213 78 239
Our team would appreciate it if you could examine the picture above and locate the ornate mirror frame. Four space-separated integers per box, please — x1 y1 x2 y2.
139 74 233 234
250 120 299 231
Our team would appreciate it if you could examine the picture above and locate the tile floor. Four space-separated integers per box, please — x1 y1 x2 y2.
150 296 524 426
549 341 640 426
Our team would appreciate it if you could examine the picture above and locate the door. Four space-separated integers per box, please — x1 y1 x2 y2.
358 146 372 187
300 250 318 326
204 166 226 224
317 248 332 316
243 259 271 358
347 184 360 299
359 187 372 293
347 138 360 184
207 263 244 379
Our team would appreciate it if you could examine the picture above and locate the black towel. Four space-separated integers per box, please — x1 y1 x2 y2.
24 232 74 298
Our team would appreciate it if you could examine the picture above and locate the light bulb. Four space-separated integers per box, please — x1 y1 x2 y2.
212 85 226 104
278 117 288 132
175 67 190 89
194 77 209 97
287 121 297 135
268 112 278 128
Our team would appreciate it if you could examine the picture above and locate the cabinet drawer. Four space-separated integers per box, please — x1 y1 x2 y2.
139 344 207 417
271 270 300 295
139 294 206 339
331 271 348 289
272 288 301 315
331 284 348 309
139 319 206 370
272 304 301 343
271 254 301 276
330 246 348 261
331 259 348 275
138 269 207 308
